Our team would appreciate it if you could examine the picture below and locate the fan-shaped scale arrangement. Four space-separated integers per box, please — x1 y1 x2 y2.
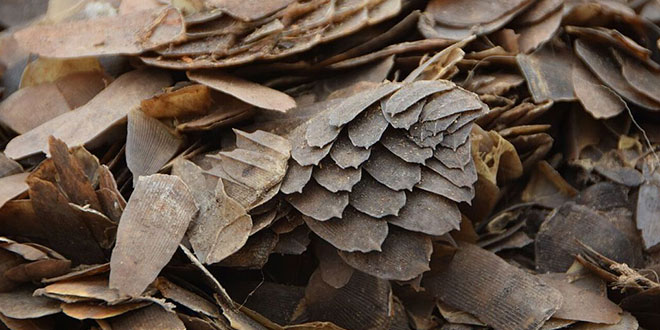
206 129 291 213
281 79 485 281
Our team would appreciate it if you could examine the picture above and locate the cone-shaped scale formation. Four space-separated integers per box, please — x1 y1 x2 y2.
284 80 485 281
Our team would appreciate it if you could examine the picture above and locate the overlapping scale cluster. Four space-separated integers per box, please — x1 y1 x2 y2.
142 0 402 69
280 80 486 280
419 0 534 41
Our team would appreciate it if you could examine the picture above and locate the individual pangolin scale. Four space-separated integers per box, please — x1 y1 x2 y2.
281 79 486 281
